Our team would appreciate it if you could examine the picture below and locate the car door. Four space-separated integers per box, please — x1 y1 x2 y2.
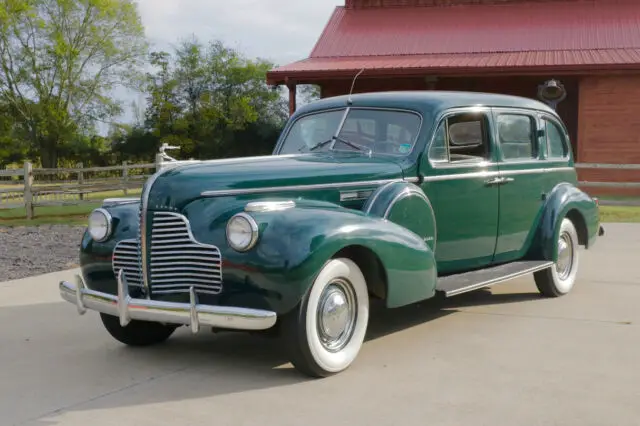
420 107 500 275
491 107 547 263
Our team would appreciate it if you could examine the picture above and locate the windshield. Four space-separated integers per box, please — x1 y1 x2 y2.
278 108 422 156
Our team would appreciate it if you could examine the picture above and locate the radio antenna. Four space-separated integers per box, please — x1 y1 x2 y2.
347 68 365 104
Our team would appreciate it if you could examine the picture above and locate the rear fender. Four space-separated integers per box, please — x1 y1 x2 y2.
529 182 600 261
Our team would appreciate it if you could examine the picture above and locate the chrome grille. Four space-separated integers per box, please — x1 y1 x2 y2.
149 211 223 295
112 239 144 287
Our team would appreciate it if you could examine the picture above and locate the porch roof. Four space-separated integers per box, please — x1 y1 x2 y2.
267 0 640 85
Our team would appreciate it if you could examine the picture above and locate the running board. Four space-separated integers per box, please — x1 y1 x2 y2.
436 260 554 297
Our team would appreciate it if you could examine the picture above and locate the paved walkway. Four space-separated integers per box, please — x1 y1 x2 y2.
1 224 639 426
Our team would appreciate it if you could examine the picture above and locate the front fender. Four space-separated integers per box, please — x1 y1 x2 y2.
251 203 438 309
529 182 599 261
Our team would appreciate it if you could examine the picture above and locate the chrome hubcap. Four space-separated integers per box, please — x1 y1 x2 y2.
317 279 357 352
556 231 574 280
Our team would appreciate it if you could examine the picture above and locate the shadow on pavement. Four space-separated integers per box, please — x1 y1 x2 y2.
2 287 543 425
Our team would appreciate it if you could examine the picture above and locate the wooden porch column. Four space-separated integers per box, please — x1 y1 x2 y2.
287 83 297 115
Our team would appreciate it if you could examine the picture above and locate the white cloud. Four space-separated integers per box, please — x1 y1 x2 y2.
135 0 342 66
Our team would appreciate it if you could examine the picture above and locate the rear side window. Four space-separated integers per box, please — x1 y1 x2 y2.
496 114 537 161
545 118 569 158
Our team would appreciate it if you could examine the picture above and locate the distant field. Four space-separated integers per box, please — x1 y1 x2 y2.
599 205 640 223
1 192 639 227
0 188 141 227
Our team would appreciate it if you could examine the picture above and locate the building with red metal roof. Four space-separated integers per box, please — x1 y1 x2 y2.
267 0 640 195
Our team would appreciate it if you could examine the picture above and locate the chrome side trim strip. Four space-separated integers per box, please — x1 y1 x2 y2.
421 167 575 182
59 273 277 332
443 261 554 297
201 178 413 198
423 170 499 182
245 200 296 212
102 197 139 207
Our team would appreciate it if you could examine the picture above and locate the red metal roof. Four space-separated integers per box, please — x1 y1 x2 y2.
267 0 640 84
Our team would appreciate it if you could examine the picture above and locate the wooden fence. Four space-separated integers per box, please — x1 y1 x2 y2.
0 159 160 218
0 159 639 220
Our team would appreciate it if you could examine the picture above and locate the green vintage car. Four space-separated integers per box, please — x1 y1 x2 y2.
59 91 604 378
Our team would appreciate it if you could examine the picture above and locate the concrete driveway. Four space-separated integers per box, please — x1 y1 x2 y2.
2 223 639 426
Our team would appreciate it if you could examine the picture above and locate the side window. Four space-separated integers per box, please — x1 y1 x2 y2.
428 112 491 164
545 119 569 158
496 114 537 161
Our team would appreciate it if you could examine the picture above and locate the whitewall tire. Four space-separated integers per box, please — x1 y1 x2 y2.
282 258 370 377
534 218 580 297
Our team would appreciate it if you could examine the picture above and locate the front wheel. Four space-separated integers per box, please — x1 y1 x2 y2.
100 313 177 346
281 258 370 378
534 218 580 297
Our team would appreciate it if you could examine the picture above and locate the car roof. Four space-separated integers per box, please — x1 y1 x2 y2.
295 90 558 117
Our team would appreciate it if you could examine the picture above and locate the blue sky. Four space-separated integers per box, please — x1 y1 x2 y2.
115 0 341 125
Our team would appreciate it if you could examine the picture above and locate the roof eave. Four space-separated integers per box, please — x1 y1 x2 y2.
266 63 640 86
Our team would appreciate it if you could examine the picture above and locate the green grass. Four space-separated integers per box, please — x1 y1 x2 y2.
1 194 640 227
0 188 141 227
0 204 100 226
599 205 640 223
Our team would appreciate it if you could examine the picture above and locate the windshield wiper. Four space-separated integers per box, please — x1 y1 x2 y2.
333 136 372 154
304 137 334 152
304 135 371 154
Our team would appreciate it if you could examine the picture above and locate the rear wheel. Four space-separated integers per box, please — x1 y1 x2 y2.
100 313 177 346
534 218 580 297
281 258 370 378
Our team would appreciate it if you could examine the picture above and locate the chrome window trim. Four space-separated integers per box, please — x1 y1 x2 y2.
425 106 494 170
275 106 424 158
492 108 541 163
540 113 571 161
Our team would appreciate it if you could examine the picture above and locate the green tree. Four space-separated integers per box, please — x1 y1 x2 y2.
0 0 148 167
141 37 287 160
299 84 321 105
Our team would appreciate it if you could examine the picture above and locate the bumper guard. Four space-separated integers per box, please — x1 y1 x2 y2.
59 270 278 332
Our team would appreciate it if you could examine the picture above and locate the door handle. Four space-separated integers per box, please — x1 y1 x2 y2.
484 176 514 186
484 177 504 186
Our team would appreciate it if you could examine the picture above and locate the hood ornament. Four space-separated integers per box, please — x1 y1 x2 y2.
159 143 179 162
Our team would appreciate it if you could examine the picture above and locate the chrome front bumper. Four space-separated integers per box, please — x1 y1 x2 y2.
59 270 278 332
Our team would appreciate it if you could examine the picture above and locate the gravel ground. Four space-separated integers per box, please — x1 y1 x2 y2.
0 225 86 282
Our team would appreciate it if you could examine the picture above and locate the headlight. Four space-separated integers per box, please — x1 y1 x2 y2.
226 213 259 252
87 208 113 242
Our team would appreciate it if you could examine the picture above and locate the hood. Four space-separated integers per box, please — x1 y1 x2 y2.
146 153 405 210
